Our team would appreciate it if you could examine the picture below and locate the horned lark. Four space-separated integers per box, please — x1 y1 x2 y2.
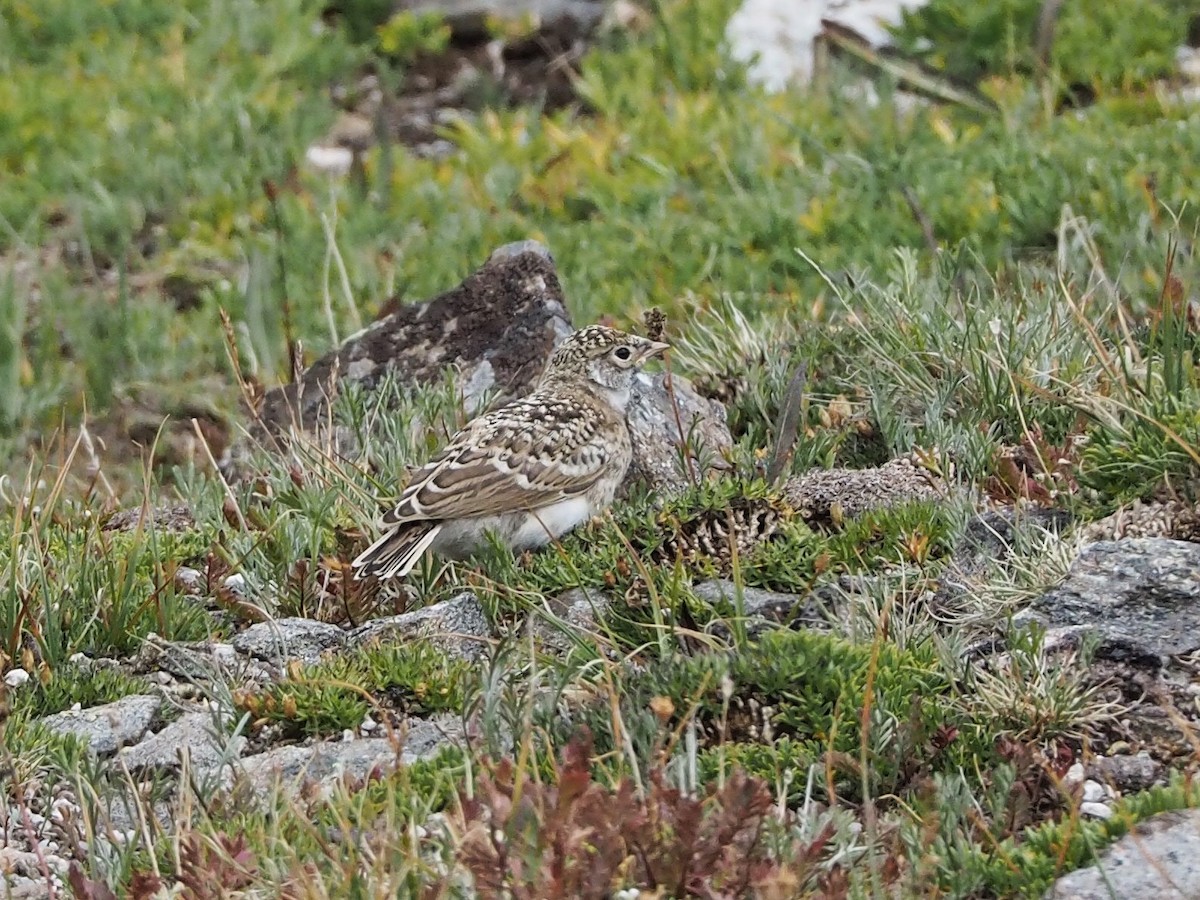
352 325 669 579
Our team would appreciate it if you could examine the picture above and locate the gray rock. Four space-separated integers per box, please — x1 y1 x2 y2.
116 707 245 781
625 372 732 499
232 618 347 666
783 455 944 525
40 694 162 757
102 503 195 533
1087 753 1164 794
532 588 612 655
133 636 246 682
236 716 463 798
350 592 491 661
1046 808 1200 899
1019 539 1200 662
248 241 571 446
693 579 823 624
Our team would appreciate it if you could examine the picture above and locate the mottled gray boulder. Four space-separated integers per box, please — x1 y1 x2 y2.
625 372 733 499
232 618 347 667
1018 539 1200 662
235 716 463 798
350 592 491 661
116 707 245 781
40 694 162 757
1046 808 1200 899
250 241 571 443
784 455 944 525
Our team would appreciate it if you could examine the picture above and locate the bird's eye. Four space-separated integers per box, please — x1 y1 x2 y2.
613 346 632 361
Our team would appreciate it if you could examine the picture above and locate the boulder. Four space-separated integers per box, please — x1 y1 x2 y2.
1017 538 1200 662
1045 808 1200 899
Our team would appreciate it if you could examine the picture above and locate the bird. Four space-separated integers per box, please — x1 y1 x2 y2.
352 325 670 580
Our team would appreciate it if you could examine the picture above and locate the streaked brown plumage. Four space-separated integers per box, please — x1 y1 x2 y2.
352 325 669 580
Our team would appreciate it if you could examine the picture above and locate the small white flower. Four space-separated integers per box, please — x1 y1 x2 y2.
988 317 1002 337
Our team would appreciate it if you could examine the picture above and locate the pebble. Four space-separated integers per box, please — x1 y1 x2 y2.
174 566 204 593
360 715 378 734
4 668 30 688
1081 780 1108 803
1064 762 1085 785
1080 802 1114 820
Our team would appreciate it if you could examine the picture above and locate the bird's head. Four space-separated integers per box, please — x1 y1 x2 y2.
542 325 670 407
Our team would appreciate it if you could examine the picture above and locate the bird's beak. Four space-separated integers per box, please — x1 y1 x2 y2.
640 339 670 361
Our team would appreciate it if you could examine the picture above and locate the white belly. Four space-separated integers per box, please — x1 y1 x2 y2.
507 496 594 549
431 496 595 559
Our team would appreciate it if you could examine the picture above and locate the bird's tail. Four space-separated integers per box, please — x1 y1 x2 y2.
351 523 442 580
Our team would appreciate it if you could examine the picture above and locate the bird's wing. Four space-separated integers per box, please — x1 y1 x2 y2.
382 395 617 524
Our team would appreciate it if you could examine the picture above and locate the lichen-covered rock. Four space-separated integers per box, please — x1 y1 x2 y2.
783 455 944 525
349 592 491 661
1045 808 1200 899
1018 538 1200 662
40 694 163 757
234 715 463 799
117 706 246 779
624 371 733 499
250 241 570 441
232 618 347 667
102 503 196 533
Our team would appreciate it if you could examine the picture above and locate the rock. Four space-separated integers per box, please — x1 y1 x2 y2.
624 372 733 499
101 503 195 533
235 716 463 798
39 694 162 757
247 241 571 448
0 848 68 899
350 592 491 661
133 635 272 683
1018 539 1200 663
726 0 929 91
531 588 612 655
1081 780 1109 803
232 618 347 667
1078 801 1113 820
692 579 825 629
1045 808 1200 899
1087 753 1164 793
784 455 944 525
4 668 29 688
116 707 246 781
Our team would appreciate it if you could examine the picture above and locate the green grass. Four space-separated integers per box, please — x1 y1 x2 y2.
2 0 1200 895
